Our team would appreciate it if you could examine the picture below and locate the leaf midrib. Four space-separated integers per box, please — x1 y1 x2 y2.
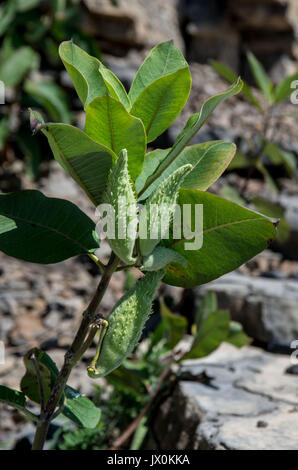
170 217 268 247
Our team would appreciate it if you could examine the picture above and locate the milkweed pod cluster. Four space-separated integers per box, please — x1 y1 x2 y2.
103 149 138 264
87 269 165 378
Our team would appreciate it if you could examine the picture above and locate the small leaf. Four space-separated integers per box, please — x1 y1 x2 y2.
20 349 53 403
164 189 278 288
226 321 251 348
130 416 148 450
62 389 101 429
85 96 146 180
0 190 99 264
247 51 273 104
139 164 192 256
139 79 243 197
141 246 187 272
211 60 263 111
0 0 16 36
0 385 26 412
183 310 230 360
103 149 138 264
263 141 296 177
106 365 146 397
98 62 130 110
161 300 187 349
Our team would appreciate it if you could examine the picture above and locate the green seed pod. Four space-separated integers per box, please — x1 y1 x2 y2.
103 149 138 264
139 164 192 256
87 269 165 378
141 246 187 271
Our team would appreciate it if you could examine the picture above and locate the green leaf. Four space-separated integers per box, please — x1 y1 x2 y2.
211 60 263 111
20 349 53 403
129 40 189 105
256 160 279 194
139 79 243 197
184 310 230 360
220 185 246 205
227 150 251 171
59 41 108 108
16 0 42 11
141 246 187 272
130 67 191 143
195 291 217 329
161 300 187 349
24 79 71 124
163 189 277 288
0 190 99 264
85 96 146 180
274 72 298 104
226 321 251 348
0 46 39 87
62 390 101 429
103 149 138 263
40 122 116 205
247 51 273 104
137 141 236 200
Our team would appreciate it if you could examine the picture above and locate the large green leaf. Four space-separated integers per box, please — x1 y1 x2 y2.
129 40 189 105
183 310 230 360
247 51 273 104
0 46 39 87
274 72 298 104
130 67 191 143
85 95 145 180
62 389 101 429
24 79 71 124
211 60 263 112
163 189 277 287
139 79 243 197
137 141 236 200
226 321 251 348
0 190 99 264
40 122 116 205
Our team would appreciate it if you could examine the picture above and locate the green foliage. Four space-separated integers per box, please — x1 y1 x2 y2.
211 52 298 194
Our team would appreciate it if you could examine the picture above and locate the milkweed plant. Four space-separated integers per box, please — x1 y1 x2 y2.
0 40 278 450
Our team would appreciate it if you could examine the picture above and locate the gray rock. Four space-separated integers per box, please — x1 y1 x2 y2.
150 343 298 450
195 272 298 345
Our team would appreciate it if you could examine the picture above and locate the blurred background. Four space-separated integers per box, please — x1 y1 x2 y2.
0 0 298 451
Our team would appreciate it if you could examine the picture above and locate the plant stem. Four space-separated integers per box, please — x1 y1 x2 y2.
31 253 119 450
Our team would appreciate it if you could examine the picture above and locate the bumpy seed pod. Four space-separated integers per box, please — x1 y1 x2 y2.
87 269 165 378
139 164 192 256
141 246 187 271
103 149 138 264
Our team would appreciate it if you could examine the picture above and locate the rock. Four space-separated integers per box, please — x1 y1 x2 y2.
195 272 298 346
82 0 184 54
149 343 298 450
